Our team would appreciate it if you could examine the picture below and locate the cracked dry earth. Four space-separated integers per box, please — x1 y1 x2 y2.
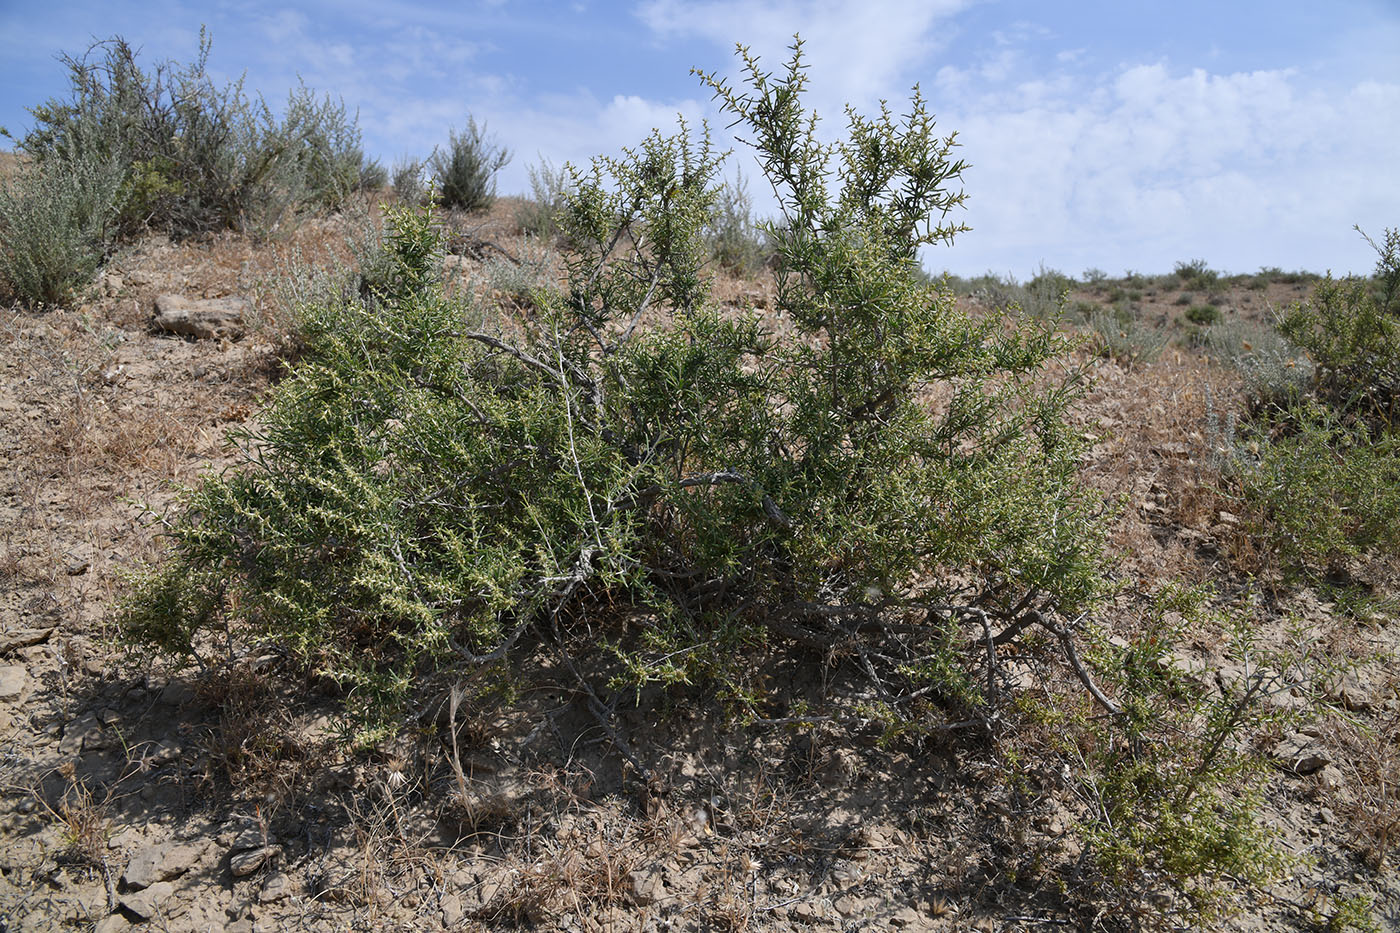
3 209 1400 932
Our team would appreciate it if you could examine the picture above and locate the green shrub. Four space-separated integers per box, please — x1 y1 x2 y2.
391 157 425 205
1279 228 1399 427
703 169 771 275
514 157 571 238
431 118 510 212
1185 303 1221 326
123 42 1104 742
1175 258 1218 288
0 152 125 306
1227 405 1400 573
15 33 374 239
1204 320 1313 413
1072 598 1304 920
357 156 388 192
1088 307 1166 364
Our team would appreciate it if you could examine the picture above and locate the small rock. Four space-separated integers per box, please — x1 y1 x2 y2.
890 907 924 927
224 920 255 933
1327 673 1374 712
123 844 168 890
258 872 292 903
230 845 281 877
1317 765 1345 792
834 895 861 917
627 867 664 906
158 678 198 707
1275 733 1330 775
94 914 132 933
103 273 126 297
153 294 248 340
792 900 824 922
127 271 156 287
120 880 176 920
231 827 275 852
475 872 504 907
441 892 464 926
126 840 209 888
0 628 54 654
0 666 27 702
59 712 102 756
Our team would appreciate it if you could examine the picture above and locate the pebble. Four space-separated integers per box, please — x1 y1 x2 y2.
441 892 464 926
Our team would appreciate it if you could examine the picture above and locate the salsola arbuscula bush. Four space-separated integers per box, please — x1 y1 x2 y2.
123 41 1106 741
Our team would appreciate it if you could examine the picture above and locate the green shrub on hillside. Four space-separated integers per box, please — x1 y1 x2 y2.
703 169 771 275
1213 229 1400 578
123 42 1106 740
515 157 571 238
1279 228 1399 427
391 157 426 206
431 119 510 212
1185 303 1221 326
0 152 125 306
14 33 376 239
1229 405 1400 573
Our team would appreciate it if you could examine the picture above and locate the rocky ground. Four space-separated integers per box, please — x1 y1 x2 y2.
2 200 1398 932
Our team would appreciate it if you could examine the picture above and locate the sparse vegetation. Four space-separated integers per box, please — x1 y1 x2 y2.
1088 306 1167 364
391 156 426 206
1185 303 1222 326
12 33 376 240
1209 229 1400 580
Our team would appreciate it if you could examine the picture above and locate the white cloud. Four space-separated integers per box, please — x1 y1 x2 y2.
929 62 1400 276
637 0 971 113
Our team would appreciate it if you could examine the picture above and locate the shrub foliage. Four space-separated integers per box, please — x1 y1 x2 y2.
125 43 1104 737
13 32 376 240
0 151 125 305
1215 228 1400 577
431 118 511 212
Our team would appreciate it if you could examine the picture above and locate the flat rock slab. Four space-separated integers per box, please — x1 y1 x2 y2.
122 840 209 889
153 295 249 339
119 880 178 920
0 665 27 701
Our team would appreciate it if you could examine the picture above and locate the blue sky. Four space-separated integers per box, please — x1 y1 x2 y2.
3 0 1398 278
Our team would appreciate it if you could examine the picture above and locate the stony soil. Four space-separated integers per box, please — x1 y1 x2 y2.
2 201 1397 932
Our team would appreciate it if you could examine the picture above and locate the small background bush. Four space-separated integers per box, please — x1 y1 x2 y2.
703 169 771 275
0 152 125 305
431 119 510 212
514 157 570 238
13 33 376 240
391 157 425 206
